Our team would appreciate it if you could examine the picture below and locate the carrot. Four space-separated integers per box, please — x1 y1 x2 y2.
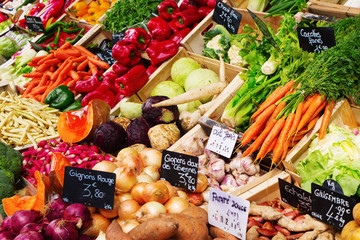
266 101 286 126
61 78 73 87
30 55 48 65
72 55 87 63
22 71 43 78
70 70 81 81
77 59 88 71
83 75 91 80
24 93 37 100
23 81 38 96
302 95 316 114
59 42 72 49
251 81 295 120
30 86 47 95
256 116 286 161
64 49 81 57
272 112 295 164
295 127 311 137
319 100 335 140
265 136 278 156
49 66 56 72
67 79 77 88
54 51 72 61
292 133 306 142
307 114 320 131
51 59 71 81
241 104 276 146
77 71 90 77
56 60 74 86
35 94 42 101
74 45 96 58
38 59 60 72
88 57 110 69
37 53 55 65
88 61 98 75
289 140 299 147
39 74 50 87
296 94 325 132
23 79 41 88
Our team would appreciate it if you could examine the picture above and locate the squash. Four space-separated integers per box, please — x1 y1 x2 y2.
353 203 360 225
49 152 71 195
2 171 47 216
341 221 360 240
58 99 111 143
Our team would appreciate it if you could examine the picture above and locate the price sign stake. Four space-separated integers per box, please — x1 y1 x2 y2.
160 150 198 191
25 16 45 33
63 167 116 210
209 188 249 239
311 182 356 229
297 27 336 53
212 0 242 34
206 125 237 158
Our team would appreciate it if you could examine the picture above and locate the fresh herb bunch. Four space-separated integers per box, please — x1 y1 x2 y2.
103 0 162 33
265 0 307 18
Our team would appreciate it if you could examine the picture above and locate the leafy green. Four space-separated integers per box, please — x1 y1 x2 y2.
297 124 360 197
103 0 162 33
0 37 19 59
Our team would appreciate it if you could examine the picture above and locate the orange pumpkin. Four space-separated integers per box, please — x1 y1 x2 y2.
49 152 71 195
57 99 111 143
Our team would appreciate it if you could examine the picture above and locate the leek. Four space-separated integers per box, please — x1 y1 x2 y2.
261 54 281 75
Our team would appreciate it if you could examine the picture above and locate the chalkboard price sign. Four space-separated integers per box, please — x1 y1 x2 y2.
212 0 242 34
297 27 335 54
25 16 45 33
97 49 116 66
160 150 198 191
311 183 356 229
278 178 312 214
111 31 125 47
63 167 116 210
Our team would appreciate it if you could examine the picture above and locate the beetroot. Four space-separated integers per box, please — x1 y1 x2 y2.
126 118 151 146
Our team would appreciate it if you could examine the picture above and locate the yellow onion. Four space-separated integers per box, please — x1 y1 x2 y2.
135 201 166 222
113 167 137 193
118 199 140 220
143 181 170 204
164 197 191 213
131 182 148 204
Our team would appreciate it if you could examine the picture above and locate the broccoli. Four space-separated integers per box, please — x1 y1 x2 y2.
0 169 15 185
0 142 23 179
0 183 14 200
0 204 6 219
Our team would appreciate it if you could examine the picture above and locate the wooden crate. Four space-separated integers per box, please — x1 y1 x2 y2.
283 99 359 172
135 47 245 102
181 8 282 55
75 24 112 48
306 0 360 18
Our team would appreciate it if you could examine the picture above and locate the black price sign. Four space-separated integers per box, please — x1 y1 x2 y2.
278 178 312 214
111 31 125 47
63 167 116 210
311 182 356 229
160 150 198 191
97 49 116 66
25 16 45 33
297 27 335 54
212 0 242 34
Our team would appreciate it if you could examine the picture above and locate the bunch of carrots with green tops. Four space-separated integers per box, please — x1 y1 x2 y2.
21 42 110 102
240 16 360 165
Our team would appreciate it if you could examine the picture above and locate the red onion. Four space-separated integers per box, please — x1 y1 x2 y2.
0 231 15 240
14 231 43 240
0 215 12 232
11 210 42 233
19 223 44 234
46 198 69 221
45 219 78 240
63 203 91 230
79 234 94 240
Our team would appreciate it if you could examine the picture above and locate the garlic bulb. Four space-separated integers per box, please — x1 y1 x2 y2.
181 134 205 156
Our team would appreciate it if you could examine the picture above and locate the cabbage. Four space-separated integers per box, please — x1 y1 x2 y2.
297 124 360 197
0 37 19 59
150 81 185 98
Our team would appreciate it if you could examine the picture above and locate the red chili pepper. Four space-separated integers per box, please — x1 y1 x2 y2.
157 0 179 21
28 3 46 15
175 8 202 29
115 65 149 97
81 85 116 108
168 19 180 34
207 0 217 8
112 41 141 67
146 65 158 77
180 0 198 11
123 28 151 51
146 40 178 66
147 16 172 41
198 6 212 18
112 62 129 77
169 28 191 46
74 72 102 94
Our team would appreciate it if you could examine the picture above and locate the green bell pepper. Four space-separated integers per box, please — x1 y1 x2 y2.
44 85 75 110
61 100 82 112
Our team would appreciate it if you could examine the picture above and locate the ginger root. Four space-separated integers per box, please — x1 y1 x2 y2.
277 214 329 232
316 231 334 240
298 230 321 240
246 226 259 240
272 232 286 240
249 202 283 221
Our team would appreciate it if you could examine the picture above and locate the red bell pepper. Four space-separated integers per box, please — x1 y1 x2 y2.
192 0 208 6
112 41 141 67
81 85 116 108
123 28 151 51
180 0 198 11
168 19 180 34
157 0 179 21
175 8 202 29
146 65 159 77
169 28 191 46
198 6 212 18
147 16 172 41
146 40 178 66
74 72 102 94
207 0 217 8
101 74 117 94
115 65 149 97
112 62 130 77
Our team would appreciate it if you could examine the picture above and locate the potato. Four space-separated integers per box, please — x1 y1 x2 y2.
181 206 208 225
354 203 360 225
160 213 210 240
129 216 179 240
210 226 239 240
106 220 133 240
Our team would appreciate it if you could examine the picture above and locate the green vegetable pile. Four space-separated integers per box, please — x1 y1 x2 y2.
0 36 19 60
103 0 162 32
297 124 360 197
0 141 23 218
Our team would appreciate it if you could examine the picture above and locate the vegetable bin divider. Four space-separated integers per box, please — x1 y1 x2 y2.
74 23 111 48
135 47 244 102
306 0 360 19
283 99 358 173
180 8 282 55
